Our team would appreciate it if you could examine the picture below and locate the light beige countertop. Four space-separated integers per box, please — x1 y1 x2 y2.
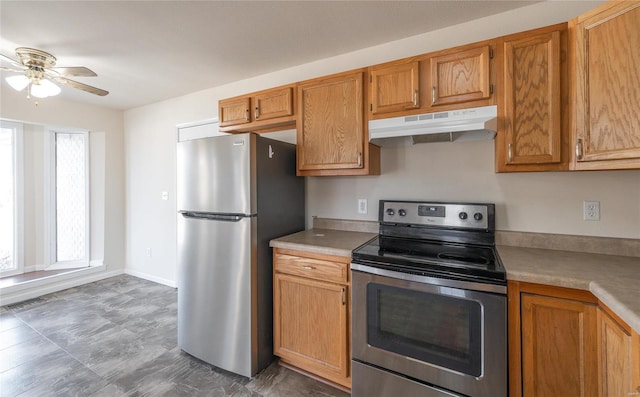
270 228 376 258
498 245 640 333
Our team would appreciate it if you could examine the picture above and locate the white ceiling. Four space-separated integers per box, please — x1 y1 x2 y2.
0 1 538 111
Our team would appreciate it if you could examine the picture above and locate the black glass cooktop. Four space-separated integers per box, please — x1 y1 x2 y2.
352 236 506 285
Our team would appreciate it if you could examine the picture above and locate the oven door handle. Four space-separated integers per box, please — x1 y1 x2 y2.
350 262 507 294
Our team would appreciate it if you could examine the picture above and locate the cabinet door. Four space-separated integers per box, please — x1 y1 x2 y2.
521 293 598 397
634 332 640 397
297 71 364 171
369 61 420 115
498 30 563 170
219 97 250 127
273 273 349 384
251 86 293 122
598 308 633 397
430 45 492 106
573 2 640 169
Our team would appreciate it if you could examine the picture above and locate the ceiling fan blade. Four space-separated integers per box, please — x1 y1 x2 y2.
0 66 25 73
0 53 24 68
50 66 97 77
51 75 109 96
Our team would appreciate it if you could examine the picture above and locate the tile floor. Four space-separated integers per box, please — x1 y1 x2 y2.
0 275 350 397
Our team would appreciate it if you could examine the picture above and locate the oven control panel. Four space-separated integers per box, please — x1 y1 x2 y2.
381 200 493 230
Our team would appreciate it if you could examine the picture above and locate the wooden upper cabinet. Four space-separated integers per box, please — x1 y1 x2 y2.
571 1 640 170
219 97 251 127
369 60 420 116
520 293 598 397
218 85 295 132
251 86 294 122
429 44 493 107
496 24 568 172
297 69 380 176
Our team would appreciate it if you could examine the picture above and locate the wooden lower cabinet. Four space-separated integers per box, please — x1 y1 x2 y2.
520 292 598 397
273 248 351 389
509 281 640 397
598 307 634 396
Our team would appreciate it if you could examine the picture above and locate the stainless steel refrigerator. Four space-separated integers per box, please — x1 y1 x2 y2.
177 133 304 378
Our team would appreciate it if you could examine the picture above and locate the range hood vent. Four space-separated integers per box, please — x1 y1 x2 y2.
369 105 498 147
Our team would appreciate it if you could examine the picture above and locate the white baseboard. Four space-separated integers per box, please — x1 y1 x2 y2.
0 267 123 307
124 268 176 288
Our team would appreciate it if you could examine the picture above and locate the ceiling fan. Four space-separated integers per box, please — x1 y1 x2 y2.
0 47 109 98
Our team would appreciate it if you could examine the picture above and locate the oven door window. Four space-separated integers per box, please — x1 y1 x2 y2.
367 283 482 377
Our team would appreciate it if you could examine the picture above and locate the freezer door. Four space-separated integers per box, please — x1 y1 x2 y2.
177 133 254 215
177 213 255 377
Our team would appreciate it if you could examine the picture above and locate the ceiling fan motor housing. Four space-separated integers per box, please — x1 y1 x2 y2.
16 47 57 68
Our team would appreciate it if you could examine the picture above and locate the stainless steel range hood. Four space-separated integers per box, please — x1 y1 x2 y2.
369 105 497 146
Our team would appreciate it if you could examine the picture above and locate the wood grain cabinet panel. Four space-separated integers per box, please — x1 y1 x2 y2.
369 60 420 115
496 25 568 172
273 248 351 389
218 85 295 132
296 69 380 176
572 1 640 169
521 293 598 397
251 86 294 122
509 282 640 397
598 308 633 397
430 45 492 107
219 97 251 127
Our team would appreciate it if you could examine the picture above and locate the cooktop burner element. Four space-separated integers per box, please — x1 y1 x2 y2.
352 200 506 285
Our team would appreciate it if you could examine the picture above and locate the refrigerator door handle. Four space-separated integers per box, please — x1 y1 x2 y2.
179 211 250 222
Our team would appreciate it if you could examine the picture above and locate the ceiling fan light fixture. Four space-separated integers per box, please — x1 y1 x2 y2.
6 74 30 91
30 78 61 98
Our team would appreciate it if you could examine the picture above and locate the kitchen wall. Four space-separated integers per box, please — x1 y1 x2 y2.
124 0 640 286
0 88 125 278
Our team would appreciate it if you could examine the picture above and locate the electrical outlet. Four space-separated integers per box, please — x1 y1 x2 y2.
583 201 600 221
358 199 368 214
145 248 152 258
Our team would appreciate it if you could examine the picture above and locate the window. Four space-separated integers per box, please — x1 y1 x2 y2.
0 121 24 276
48 130 90 269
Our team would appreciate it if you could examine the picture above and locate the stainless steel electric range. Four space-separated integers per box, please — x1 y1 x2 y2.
351 200 507 397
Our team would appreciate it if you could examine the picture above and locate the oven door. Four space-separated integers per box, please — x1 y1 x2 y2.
351 264 507 397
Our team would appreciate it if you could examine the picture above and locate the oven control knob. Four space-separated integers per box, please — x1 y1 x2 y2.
398 209 407 217
386 208 395 216
459 212 468 220
474 212 483 221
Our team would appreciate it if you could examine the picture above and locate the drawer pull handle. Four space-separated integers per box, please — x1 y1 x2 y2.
302 265 316 270
341 287 346 305
413 90 418 107
432 86 437 104
254 106 260 120
245 109 250 121
576 138 584 160
508 143 513 163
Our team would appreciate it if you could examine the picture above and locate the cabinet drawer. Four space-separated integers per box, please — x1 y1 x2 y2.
274 253 348 284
